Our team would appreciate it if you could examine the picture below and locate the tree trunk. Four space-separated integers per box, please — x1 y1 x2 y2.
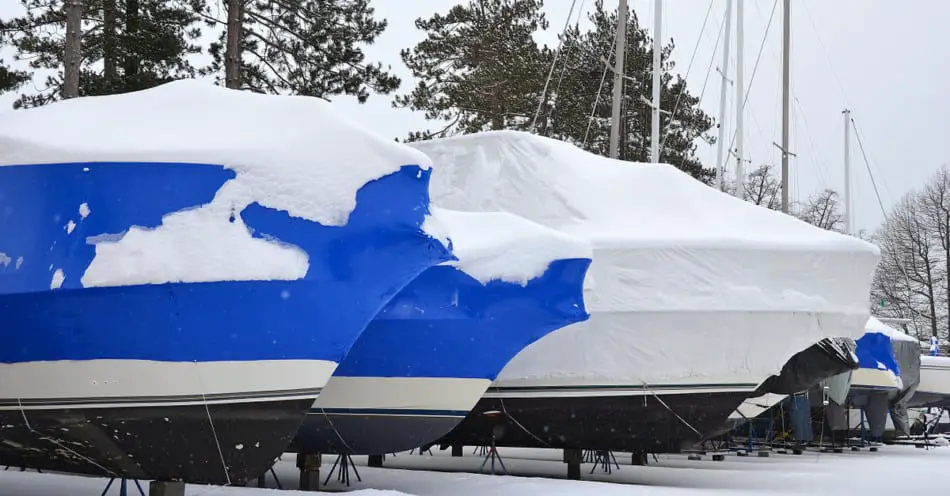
103 0 117 90
945 210 949 341
124 0 140 85
225 0 245 89
63 0 83 99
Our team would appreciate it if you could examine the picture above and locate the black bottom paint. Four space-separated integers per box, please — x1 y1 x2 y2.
290 412 464 455
908 392 950 409
0 399 313 484
435 392 749 454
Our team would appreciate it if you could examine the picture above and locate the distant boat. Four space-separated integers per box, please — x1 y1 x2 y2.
0 80 452 484
909 356 950 409
850 317 913 394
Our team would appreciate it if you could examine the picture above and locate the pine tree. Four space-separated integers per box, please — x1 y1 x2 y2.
398 0 714 181
0 62 30 95
205 0 399 100
2 0 204 108
542 0 714 181
395 0 552 140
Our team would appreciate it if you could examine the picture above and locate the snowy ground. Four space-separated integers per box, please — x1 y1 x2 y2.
2 443 947 495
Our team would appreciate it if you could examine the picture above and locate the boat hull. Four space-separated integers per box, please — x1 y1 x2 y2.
849 368 901 394
0 162 453 483
0 396 315 483
436 383 756 454
292 377 488 455
909 356 950 408
293 259 592 455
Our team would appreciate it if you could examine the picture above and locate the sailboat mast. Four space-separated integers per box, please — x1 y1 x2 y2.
843 108 852 234
650 0 662 163
735 0 745 196
609 0 628 159
715 0 733 191
781 0 791 213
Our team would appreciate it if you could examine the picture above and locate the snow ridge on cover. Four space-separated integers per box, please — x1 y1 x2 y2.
865 316 917 343
0 79 431 227
430 207 592 285
0 80 441 288
411 130 881 386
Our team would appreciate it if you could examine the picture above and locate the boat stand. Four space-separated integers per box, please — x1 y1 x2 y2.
323 453 362 487
101 478 145 496
478 412 508 476
588 450 619 474
478 437 507 476
255 466 283 489
3 466 41 473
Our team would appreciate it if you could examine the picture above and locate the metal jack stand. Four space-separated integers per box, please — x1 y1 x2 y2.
478 412 508 476
255 466 283 489
324 453 362 487
589 450 620 474
101 478 145 496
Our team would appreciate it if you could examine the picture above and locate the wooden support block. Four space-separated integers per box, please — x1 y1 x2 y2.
564 449 582 480
296 453 322 492
148 481 185 496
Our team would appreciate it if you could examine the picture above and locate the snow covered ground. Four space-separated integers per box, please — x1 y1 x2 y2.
2 443 948 495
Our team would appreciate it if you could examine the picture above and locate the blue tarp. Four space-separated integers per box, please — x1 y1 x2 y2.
855 331 901 379
332 258 591 383
0 162 451 365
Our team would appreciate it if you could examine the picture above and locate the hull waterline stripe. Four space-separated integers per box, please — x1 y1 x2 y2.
0 387 322 409
309 408 469 418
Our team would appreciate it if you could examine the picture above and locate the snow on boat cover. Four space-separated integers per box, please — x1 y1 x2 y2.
296 208 593 455
412 131 880 452
0 80 452 483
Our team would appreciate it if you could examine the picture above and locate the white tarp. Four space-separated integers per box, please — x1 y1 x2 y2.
412 131 880 391
865 316 918 342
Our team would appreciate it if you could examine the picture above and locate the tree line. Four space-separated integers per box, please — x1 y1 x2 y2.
872 166 950 343
1 0 719 177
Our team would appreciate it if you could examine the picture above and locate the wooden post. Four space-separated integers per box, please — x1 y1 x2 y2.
563 448 582 480
148 481 185 496
296 453 322 492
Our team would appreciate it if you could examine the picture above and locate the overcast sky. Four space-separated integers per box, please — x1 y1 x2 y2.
2 0 947 233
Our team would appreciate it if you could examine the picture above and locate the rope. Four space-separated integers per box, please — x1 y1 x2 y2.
543 0 587 131
658 0 715 156
723 0 778 160
696 7 727 110
582 27 617 145
639 383 703 438
316 405 357 454
801 0 850 109
851 118 887 220
531 0 579 130
498 397 553 448
194 362 232 485
792 96 828 187
851 115 925 333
